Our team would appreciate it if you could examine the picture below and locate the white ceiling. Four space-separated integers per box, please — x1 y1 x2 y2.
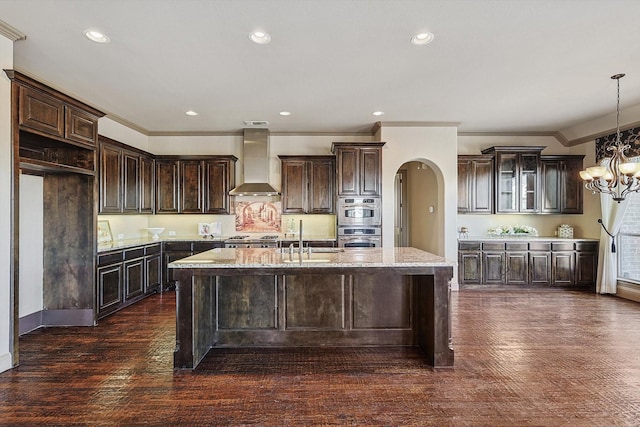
3 0 640 136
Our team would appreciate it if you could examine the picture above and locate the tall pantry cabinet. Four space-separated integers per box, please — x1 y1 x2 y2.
6 70 105 366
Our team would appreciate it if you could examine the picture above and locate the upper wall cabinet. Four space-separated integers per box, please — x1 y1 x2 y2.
6 70 104 175
458 155 494 214
540 155 584 214
155 156 237 215
279 155 336 214
481 146 544 214
98 136 155 214
332 142 385 197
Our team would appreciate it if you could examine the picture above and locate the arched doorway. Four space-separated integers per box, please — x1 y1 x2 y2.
394 160 441 255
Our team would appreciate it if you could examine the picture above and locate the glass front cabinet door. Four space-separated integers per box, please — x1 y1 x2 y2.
483 146 544 214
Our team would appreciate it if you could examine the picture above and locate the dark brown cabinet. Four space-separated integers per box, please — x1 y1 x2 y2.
162 241 224 287
332 142 385 197
541 155 584 214
96 243 162 320
17 83 98 147
459 239 597 288
139 155 154 213
155 160 180 214
457 155 494 214
482 146 544 213
155 156 236 214
179 160 204 213
98 136 154 214
204 159 235 214
279 155 336 214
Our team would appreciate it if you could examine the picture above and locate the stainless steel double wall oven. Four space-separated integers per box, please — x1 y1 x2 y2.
336 197 382 247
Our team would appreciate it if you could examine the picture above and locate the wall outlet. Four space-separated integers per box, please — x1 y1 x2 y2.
117 234 124 240
168 230 176 236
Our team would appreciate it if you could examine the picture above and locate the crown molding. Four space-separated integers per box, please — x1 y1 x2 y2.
564 121 640 146
0 20 26 42
379 121 461 128
458 131 570 146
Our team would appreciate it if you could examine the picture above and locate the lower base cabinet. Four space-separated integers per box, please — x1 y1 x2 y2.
162 241 224 288
459 239 598 288
96 242 162 319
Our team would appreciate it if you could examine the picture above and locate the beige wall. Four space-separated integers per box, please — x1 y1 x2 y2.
404 162 439 254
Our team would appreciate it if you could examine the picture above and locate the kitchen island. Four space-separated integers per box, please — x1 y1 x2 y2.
170 247 454 370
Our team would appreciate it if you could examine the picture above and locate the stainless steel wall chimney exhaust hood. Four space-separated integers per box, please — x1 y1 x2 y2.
229 128 280 196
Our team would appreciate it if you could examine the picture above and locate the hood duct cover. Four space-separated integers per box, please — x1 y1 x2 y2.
229 128 280 196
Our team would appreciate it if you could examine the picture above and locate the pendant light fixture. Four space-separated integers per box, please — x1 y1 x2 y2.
579 74 640 202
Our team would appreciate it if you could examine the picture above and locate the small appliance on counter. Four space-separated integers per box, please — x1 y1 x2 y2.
558 224 574 238
198 222 222 238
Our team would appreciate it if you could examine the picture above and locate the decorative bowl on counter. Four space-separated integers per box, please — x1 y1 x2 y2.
146 227 165 240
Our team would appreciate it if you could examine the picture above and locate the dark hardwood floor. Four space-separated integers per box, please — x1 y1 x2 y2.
1 289 639 426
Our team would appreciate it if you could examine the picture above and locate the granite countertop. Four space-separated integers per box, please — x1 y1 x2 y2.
459 236 599 242
169 247 453 269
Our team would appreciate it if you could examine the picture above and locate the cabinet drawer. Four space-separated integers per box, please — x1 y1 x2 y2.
97 251 123 266
552 242 574 251
459 242 481 251
145 244 161 255
576 242 598 252
529 242 551 251
192 242 219 252
164 242 192 251
482 242 505 251
124 248 145 260
505 242 528 251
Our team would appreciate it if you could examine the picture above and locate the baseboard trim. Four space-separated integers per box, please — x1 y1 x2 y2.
19 309 95 334
0 352 13 373
616 282 640 303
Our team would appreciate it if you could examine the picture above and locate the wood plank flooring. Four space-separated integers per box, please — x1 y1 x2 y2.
1 289 639 426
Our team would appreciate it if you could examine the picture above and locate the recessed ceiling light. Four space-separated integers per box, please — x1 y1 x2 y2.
279 111 291 116
410 32 434 46
84 29 110 44
372 111 385 116
249 31 271 45
185 110 198 116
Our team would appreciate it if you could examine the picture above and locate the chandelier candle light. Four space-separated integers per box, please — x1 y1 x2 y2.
579 74 640 202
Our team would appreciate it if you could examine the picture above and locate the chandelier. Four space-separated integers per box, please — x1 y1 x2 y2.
579 74 640 202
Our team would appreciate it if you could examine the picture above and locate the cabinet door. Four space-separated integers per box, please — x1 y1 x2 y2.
457 159 472 214
155 160 179 213
98 144 122 213
360 148 381 196
180 160 204 213
562 158 584 214
139 155 154 213
473 159 494 213
505 252 528 285
145 254 162 294
576 251 597 287
281 160 307 213
552 252 575 286
203 159 232 214
482 252 505 284
529 252 551 285
496 153 518 212
309 159 335 213
541 160 561 214
122 152 139 213
65 106 98 146
336 147 359 195
520 153 539 212
18 86 65 138
458 251 481 284
124 258 144 300
97 263 123 317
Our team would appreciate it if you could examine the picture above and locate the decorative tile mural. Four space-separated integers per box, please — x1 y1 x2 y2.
596 126 640 163
235 201 282 233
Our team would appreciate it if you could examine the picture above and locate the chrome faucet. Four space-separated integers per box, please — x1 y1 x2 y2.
298 219 303 257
